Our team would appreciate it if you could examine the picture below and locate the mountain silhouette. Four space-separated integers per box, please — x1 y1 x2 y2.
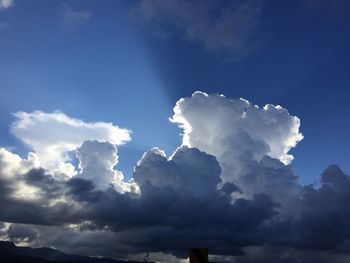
0 241 146 263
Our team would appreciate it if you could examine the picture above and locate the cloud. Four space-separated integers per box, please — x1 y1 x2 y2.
76 140 136 191
10 111 131 177
171 92 303 188
217 245 350 263
293 165 350 250
59 4 92 30
7 224 39 244
1 92 350 262
0 147 40 190
134 146 221 198
0 144 279 258
0 22 11 29
0 149 79 226
0 0 13 10
134 0 266 61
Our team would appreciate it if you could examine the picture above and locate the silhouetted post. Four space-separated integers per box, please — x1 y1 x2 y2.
143 252 149 262
189 248 208 263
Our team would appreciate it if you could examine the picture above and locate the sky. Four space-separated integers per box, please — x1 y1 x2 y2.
1 0 350 262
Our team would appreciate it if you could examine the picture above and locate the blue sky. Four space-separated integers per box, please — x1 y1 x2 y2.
1 0 350 184
3 1 350 262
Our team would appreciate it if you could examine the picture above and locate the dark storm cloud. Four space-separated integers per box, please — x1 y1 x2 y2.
1 141 350 261
221 182 242 194
25 168 65 199
0 190 78 226
293 165 350 250
7 224 38 243
217 245 350 263
0 145 279 257
0 163 80 226
133 0 266 61
64 146 280 254
237 155 302 216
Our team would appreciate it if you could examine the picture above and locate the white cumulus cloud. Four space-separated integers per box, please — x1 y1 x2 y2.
0 148 39 181
76 140 136 192
171 91 303 184
10 111 131 177
134 146 221 198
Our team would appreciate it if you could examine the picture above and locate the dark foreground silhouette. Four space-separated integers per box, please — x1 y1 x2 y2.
0 241 146 263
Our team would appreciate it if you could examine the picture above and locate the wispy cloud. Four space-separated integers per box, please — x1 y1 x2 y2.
59 3 92 30
0 0 13 29
134 0 266 62
0 0 13 10
0 22 11 29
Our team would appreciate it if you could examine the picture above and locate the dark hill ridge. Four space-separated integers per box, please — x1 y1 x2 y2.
0 241 146 263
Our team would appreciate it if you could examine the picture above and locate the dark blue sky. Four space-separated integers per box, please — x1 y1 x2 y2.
0 0 349 184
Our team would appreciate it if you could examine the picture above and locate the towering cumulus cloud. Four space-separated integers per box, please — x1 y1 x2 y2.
76 140 134 192
0 92 349 262
171 92 303 200
171 91 303 166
